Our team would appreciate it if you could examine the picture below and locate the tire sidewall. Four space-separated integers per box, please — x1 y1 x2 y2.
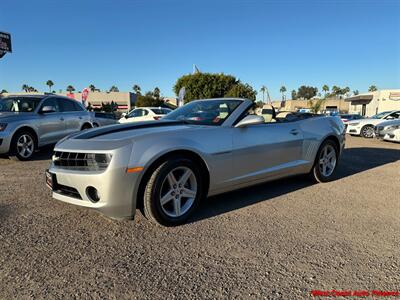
10 131 36 161
313 140 338 183
147 158 204 226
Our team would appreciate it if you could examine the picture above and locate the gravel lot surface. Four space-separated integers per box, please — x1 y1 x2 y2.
0 136 399 299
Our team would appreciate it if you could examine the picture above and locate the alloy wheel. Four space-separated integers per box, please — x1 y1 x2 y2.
16 134 34 158
318 144 337 177
362 126 374 138
159 167 197 218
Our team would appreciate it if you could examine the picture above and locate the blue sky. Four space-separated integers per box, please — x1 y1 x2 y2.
1 0 399 100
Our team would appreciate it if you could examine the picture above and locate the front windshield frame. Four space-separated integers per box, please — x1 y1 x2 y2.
163 99 243 126
0 97 42 113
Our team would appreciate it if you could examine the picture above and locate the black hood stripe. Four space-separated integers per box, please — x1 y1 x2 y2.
74 120 186 139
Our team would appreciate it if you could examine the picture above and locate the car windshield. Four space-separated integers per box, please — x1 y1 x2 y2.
163 99 242 126
371 111 391 119
0 97 42 112
151 108 171 115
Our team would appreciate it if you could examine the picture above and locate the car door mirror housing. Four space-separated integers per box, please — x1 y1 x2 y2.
235 115 265 128
40 106 56 114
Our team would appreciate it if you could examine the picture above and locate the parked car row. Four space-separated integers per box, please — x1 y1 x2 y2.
345 110 400 142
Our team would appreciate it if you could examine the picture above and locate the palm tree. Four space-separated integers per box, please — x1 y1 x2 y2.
322 85 329 97
133 84 141 94
343 86 350 97
109 85 119 92
308 99 325 113
331 86 340 98
153 87 161 98
279 86 287 100
46 80 54 93
89 84 96 92
66 85 75 93
0 89 8 94
368 85 377 92
353 90 359 95
22 84 29 92
260 86 266 102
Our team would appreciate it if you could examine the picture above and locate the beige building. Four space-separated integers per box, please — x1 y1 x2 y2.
271 98 350 113
345 89 400 117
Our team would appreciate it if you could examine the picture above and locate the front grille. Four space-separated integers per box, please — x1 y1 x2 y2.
54 183 82 199
53 151 111 171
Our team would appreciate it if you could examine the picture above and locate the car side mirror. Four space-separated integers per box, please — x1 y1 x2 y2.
235 115 265 128
40 106 56 114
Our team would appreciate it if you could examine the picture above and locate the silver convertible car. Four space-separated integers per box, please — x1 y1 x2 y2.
46 98 345 226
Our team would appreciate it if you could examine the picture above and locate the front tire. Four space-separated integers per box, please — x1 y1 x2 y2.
9 130 36 161
143 157 205 226
311 140 338 183
360 125 374 138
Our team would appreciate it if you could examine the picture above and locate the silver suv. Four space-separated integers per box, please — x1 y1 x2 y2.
0 94 94 160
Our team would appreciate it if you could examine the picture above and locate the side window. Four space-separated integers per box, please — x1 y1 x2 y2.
59 99 77 112
130 109 141 117
73 101 84 111
141 109 149 116
41 98 61 112
390 112 400 119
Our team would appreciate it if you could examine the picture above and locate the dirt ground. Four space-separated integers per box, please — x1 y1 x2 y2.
0 136 399 299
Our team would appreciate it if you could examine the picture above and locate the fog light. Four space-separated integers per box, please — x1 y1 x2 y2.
86 186 100 202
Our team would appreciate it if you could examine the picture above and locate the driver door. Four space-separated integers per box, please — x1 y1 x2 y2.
230 121 304 186
37 98 66 145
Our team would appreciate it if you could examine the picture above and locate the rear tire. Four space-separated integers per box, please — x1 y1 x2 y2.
9 130 36 161
310 140 338 183
143 157 205 226
360 125 374 138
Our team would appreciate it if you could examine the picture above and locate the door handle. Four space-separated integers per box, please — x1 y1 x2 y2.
290 129 299 135
60 117 65 121
79 116 83 119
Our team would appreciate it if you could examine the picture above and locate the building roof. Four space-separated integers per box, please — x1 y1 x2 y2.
345 94 374 102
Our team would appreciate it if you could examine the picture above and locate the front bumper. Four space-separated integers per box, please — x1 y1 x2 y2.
48 144 140 219
346 125 361 135
0 130 12 154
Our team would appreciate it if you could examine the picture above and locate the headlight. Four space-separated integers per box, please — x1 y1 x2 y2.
0 123 7 131
348 122 359 126
53 151 112 171
386 125 400 130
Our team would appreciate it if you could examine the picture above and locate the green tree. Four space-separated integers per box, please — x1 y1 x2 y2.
308 99 325 113
291 89 297 100
255 100 264 108
89 84 96 92
260 85 267 102
368 85 377 92
109 85 119 92
153 87 161 98
174 72 256 103
136 93 164 107
0 89 8 94
66 85 75 93
279 86 287 100
296 86 318 99
225 83 257 100
353 90 359 95
46 80 54 92
343 86 350 97
322 85 329 97
22 84 29 92
331 85 340 98
133 84 141 94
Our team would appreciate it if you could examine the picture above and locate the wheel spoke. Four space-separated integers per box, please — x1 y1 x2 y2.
160 191 174 205
167 172 178 188
173 198 181 216
322 164 327 176
181 188 196 198
179 169 192 185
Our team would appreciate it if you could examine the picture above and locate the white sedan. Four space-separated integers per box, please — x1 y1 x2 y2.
119 107 172 123
346 110 400 138
374 119 400 143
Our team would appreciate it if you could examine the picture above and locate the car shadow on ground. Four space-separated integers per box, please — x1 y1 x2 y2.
0 145 54 161
189 147 399 223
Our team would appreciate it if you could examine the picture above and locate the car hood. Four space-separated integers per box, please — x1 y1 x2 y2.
56 120 201 151
0 112 37 122
376 119 400 128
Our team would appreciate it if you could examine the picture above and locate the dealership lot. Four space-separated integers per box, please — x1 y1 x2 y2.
0 136 399 298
